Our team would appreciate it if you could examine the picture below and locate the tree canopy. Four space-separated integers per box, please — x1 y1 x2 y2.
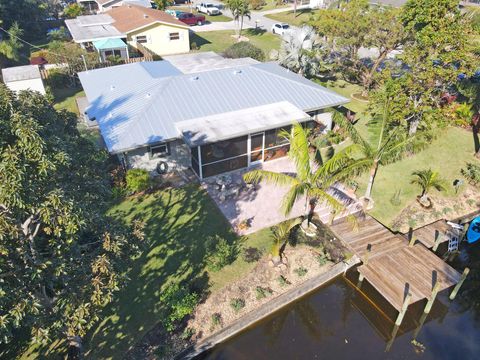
0 86 143 352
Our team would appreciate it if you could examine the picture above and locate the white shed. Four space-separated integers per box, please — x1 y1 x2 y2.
1 65 46 95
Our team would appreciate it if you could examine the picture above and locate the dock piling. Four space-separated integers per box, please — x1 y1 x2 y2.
432 230 443 252
395 292 412 326
424 280 441 314
449 267 470 300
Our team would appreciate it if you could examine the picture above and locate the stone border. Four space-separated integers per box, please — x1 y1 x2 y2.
175 255 360 360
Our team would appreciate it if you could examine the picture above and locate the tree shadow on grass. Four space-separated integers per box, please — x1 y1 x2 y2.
190 33 213 49
84 185 239 359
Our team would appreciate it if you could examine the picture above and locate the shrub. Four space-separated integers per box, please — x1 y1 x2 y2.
224 41 265 62
277 275 290 287
390 189 402 206
249 0 265 10
191 42 198 51
467 198 476 207
181 327 196 340
211 313 222 328
230 298 245 312
205 236 238 271
243 247 262 263
462 162 480 186
294 267 308 277
255 286 273 300
160 284 199 332
46 69 69 88
317 253 329 266
126 168 151 193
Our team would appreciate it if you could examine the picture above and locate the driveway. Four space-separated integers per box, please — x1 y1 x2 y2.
203 157 360 235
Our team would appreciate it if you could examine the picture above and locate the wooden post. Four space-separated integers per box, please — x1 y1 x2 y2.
432 230 442 252
424 281 441 314
408 227 415 247
363 244 372 266
449 268 470 300
412 312 428 340
385 324 400 352
395 292 412 326
357 272 365 288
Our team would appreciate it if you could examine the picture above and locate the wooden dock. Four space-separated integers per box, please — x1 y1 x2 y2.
410 219 451 249
331 213 463 312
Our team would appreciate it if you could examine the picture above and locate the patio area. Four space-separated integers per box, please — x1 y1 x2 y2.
203 157 361 235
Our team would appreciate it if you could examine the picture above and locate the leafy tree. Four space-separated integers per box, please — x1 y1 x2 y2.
400 0 478 135
0 22 23 62
0 86 144 353
309 0 406 94
458 79 480 157
244 123 345 223
225 0 251 39
410 169 447 202
63 3 84 18
153 0 172 10
271 217 302 265
326 96 417 202
278 25 322 77
0 0 46 38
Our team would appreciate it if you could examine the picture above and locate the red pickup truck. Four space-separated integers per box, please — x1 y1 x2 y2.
177 12 205 26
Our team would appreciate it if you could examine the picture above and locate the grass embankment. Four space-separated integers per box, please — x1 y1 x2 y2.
265 8 319 27
84 186 272 358
191 29 281 56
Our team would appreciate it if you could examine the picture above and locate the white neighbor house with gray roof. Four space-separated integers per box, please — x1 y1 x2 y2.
78 53 349 179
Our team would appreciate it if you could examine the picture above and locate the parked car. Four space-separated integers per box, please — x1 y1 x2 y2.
165 9 184 18
271 23 290 36
177 12 206 26
196 2 221 15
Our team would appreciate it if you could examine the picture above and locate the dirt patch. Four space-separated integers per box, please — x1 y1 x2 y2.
391 185 480 232
187 245 334 341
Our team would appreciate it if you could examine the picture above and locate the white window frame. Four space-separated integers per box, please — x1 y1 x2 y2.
136 35 148 43
150 143 169 158
169 32 180 41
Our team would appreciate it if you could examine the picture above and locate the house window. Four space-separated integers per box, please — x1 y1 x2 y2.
136 35 148 43
104 49 122 57
150 143 169 158
169 32 180 41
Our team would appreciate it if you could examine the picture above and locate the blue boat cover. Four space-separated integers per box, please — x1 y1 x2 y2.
466 217 480 244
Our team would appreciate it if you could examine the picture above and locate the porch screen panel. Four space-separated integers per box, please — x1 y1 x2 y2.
201 136 248 164
264 125 292 162
202 155 248 178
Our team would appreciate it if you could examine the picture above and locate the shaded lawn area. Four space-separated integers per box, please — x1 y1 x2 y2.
356 127 478 227
52 87 85 114
190 29 281 56
265 8 319 27
84 185 272 359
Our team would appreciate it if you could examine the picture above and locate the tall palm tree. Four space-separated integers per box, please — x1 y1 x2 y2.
325 99 417 203
410 169 447 202
243 123 344 225
225 0 251 39
271 217 302 265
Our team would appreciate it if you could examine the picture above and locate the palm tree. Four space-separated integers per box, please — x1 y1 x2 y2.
271 217 302 265
410 169 447 203
224 0 251 39
0 23 23 62
278 25 322 77
243 123 345 226
325 99 417 204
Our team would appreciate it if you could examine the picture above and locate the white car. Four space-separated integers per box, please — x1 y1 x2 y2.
196 2 221 15
271 23 290 36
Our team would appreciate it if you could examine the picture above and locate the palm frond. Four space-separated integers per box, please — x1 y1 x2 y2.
281 183 308 216
309 187 344 215
243 169 297 187
272 217 303 243
332 110 371 151
288 123 312 181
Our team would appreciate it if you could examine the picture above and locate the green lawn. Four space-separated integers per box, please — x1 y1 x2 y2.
253 0 288 12
52 87 85 114
191 29 281 57
265 8 319 27
170 6 232 22
84 185 272 359
357 127 478 227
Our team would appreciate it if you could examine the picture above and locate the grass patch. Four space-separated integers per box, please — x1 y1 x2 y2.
356 127 478 227
83 185 271 358
253 1 289 12
52 87 85 114
191 29 281 57
170 6 232 22
265 8 319 27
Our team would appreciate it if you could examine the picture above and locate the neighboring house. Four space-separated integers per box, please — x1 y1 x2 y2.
65 5 189 59
78 52 349 179
77 0 151 13
1 65 46 95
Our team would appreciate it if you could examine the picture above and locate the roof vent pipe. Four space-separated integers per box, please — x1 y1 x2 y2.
143 14 148 18
191 76 199 81
233 70 242 75
110 85 115 90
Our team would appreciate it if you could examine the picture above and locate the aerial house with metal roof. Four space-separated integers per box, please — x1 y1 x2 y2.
78 52 349 179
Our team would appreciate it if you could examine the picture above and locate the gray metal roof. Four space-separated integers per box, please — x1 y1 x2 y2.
2 65 41 82
65 15 124 42
178 102 310 146
162 52 260 74
79 60 349 154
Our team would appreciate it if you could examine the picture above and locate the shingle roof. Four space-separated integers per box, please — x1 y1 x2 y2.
106 4 187 33
79 61 349 153
2 65 41 82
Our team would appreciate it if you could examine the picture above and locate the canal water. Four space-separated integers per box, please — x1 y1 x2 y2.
200 244 480 360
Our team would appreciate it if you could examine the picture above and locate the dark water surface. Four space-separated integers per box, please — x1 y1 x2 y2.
200 244 480 360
